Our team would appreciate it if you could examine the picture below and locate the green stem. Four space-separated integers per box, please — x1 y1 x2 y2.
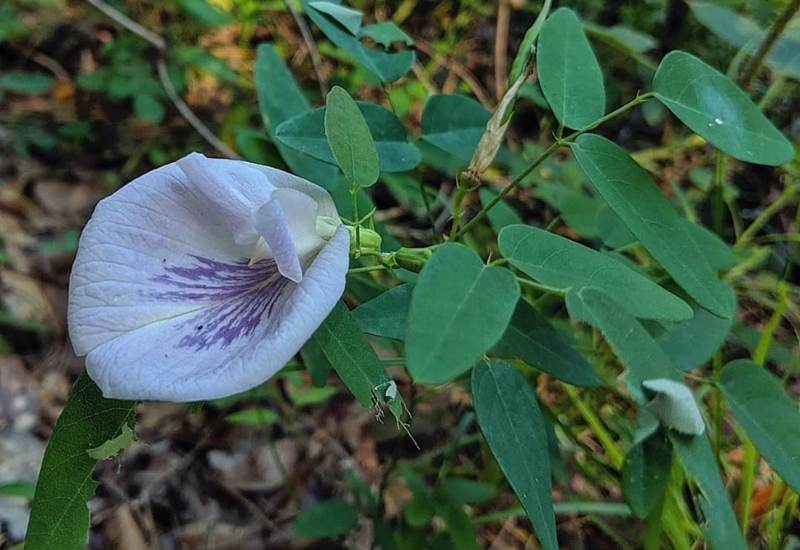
712 151 727 236
739 439 758 537
563 384 624 469
453 92 654 239
348 265 388 274
449 187 467 240
739 0 800 90
516 276 565 295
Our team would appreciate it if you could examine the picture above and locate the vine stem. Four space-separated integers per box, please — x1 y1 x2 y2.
740 0 800 90
452 92 654 239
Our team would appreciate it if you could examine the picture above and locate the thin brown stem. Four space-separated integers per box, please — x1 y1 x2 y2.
285 0 329 97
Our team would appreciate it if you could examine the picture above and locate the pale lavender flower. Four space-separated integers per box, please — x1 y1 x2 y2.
68 152 349 402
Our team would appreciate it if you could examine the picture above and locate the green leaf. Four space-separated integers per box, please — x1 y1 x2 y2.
309 1 362 34
86 422 136 460
565 288 681 402
276 102 421 172
301 337 333 387
507 0 552 84
311 301 408 424
622 431 672 519
359 21 413 48
535 181 601 238
25 374 137 550
421 94 491 162
324 86 380 187
441 477 497 505
406 244 520 384
225 407 280 426
657 307 733 371
491 299 601 387
133 94 165 123
572 134 733 318
596 204 635 248
175 0 233 26
584 22 657 54
498 224 692 322
0 481 36 501
434 487 479 550
293 498 359 539
479 188 523 233
537 7 605 129
642 378 705 435
719 359 800 492
254 43 338 188
671 432 746 550
471 361 558 550
652 50 794 166
685 220 737 269
0 71 53 94
689 2 800 80
301 0 415 83
353 284 413 340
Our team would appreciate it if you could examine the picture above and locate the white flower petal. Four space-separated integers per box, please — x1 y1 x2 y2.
68 161 254 355
253 198 303 283
176 152 274 246
85 226 349 401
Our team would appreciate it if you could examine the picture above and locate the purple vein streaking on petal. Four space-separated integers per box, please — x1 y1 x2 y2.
148 255 290 350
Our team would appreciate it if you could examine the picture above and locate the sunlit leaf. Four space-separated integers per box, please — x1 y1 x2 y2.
324 86 380 187
537 7 605 129
276 102 421 172
653 50 794 165
406 244 520 383
572 133 733 318
359 21 413 48
499 224 692 321
301 0 415 83
309 1 362 35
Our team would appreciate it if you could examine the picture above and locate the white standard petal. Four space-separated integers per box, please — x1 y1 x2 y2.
68 160 257 355
85 226 350 401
